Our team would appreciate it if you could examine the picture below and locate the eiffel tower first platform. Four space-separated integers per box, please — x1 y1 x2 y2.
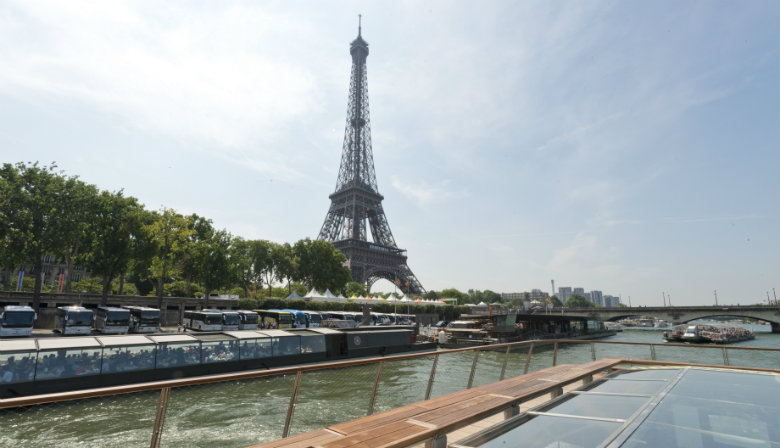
317 20 424 295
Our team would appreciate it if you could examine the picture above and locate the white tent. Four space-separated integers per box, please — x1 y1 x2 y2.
285 290 302 300
323 289 338 299
304 288 322 299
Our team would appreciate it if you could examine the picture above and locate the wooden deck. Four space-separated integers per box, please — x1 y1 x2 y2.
249 358 623 448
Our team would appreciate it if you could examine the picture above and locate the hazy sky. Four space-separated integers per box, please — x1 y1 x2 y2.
1 1 778 305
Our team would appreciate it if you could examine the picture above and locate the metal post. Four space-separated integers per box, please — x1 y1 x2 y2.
523 343 535 374
367 361 384 415
552 342 558 366
149 387 171 448
425 353 439 400
650 344 657 360
722 346 730 366
467 349 480 389
590 342 596 361
499 345 511 381
282 371 303 438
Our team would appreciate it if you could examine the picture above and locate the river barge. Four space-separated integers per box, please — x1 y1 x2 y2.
0 326 434 398
663 323 755 344
438 311 615 347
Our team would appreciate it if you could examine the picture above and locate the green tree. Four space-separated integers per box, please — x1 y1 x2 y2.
0 165 28 291
199 229 235 307
565 294 595 308
58 176 99 292
146 208 192 307
440 288 468 305
79 190 143 305
293 238 351 292
2 162 72 311
180 214 215 297
273 242 295 293
550 295 564 307
345 281 367 297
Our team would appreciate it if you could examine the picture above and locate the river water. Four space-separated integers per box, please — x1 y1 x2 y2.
1 324 777 448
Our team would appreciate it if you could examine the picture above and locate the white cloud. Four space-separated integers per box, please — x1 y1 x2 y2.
390 176 460 207
0 2 320 177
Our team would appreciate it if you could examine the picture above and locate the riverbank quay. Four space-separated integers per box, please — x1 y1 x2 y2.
0 338 777 447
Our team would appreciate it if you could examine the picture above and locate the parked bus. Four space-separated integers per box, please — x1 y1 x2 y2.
183 310 223 331
123 306 161 333
237 310 259 330
279 309 308 328
0 305 37 337
256 310 293 329
218 310 241 331
94 306 130 334
303 311 321 328
54 306 94 335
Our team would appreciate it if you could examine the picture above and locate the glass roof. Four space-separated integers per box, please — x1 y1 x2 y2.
452 367 780 448
96 335 155 346
256 330 297 338
37 337 101 350
0 339 37 352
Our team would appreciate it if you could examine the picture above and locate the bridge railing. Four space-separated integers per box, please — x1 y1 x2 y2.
0 339 777 448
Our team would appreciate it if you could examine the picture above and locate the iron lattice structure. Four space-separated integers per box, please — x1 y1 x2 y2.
317 24 424 295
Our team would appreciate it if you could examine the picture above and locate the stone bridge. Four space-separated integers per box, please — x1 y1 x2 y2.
557 305 780 333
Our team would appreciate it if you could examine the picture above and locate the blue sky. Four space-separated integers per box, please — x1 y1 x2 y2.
1 1 777 305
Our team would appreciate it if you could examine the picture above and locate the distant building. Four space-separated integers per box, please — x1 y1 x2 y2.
590 290 604 306
573 287 585 295
0 255 91 290
558 287 572 303
604 295 620 307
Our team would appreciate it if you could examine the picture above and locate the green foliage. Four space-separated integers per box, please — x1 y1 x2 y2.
72 278 102 293
565 294 595 308
293 238 351 292
238 298 258 310
345 281 367 297
440 288 468 305
550 295 564 307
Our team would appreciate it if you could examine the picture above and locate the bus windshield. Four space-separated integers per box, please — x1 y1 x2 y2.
204 314 222 325
223 314 240 326
106 311 129 326
2 311 35 327
67 311 93 326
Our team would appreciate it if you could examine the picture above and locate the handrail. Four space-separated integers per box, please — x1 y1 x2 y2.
2 338 776 410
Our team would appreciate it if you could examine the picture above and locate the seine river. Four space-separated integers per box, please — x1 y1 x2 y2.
1 324 777 448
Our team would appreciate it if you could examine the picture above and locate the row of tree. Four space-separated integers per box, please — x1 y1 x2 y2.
0 162 351 311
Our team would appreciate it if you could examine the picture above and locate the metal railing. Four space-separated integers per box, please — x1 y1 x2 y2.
0 339 777 448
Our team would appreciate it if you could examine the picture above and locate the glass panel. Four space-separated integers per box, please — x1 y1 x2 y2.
551 394 649 420
672 369 780 410
156 342 201 367
0 352 36 383
274 337 300 356
35 348 101 379
620 370 780 448
238 338 273 360
614 368 681 381
201 340 239 363
101 345 156 373
300 335 325 354
470 415 620 448
589 379 668 395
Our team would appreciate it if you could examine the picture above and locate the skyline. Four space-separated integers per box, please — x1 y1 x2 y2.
1 1 777 305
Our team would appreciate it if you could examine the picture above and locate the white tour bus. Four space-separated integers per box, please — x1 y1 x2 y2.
0 305 37 337
237 310 259 330
183 310 223 331
123 306 161 333
54 306 94 335
94 306 130 334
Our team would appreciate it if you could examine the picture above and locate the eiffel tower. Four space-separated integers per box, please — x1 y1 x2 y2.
317 19 424 295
